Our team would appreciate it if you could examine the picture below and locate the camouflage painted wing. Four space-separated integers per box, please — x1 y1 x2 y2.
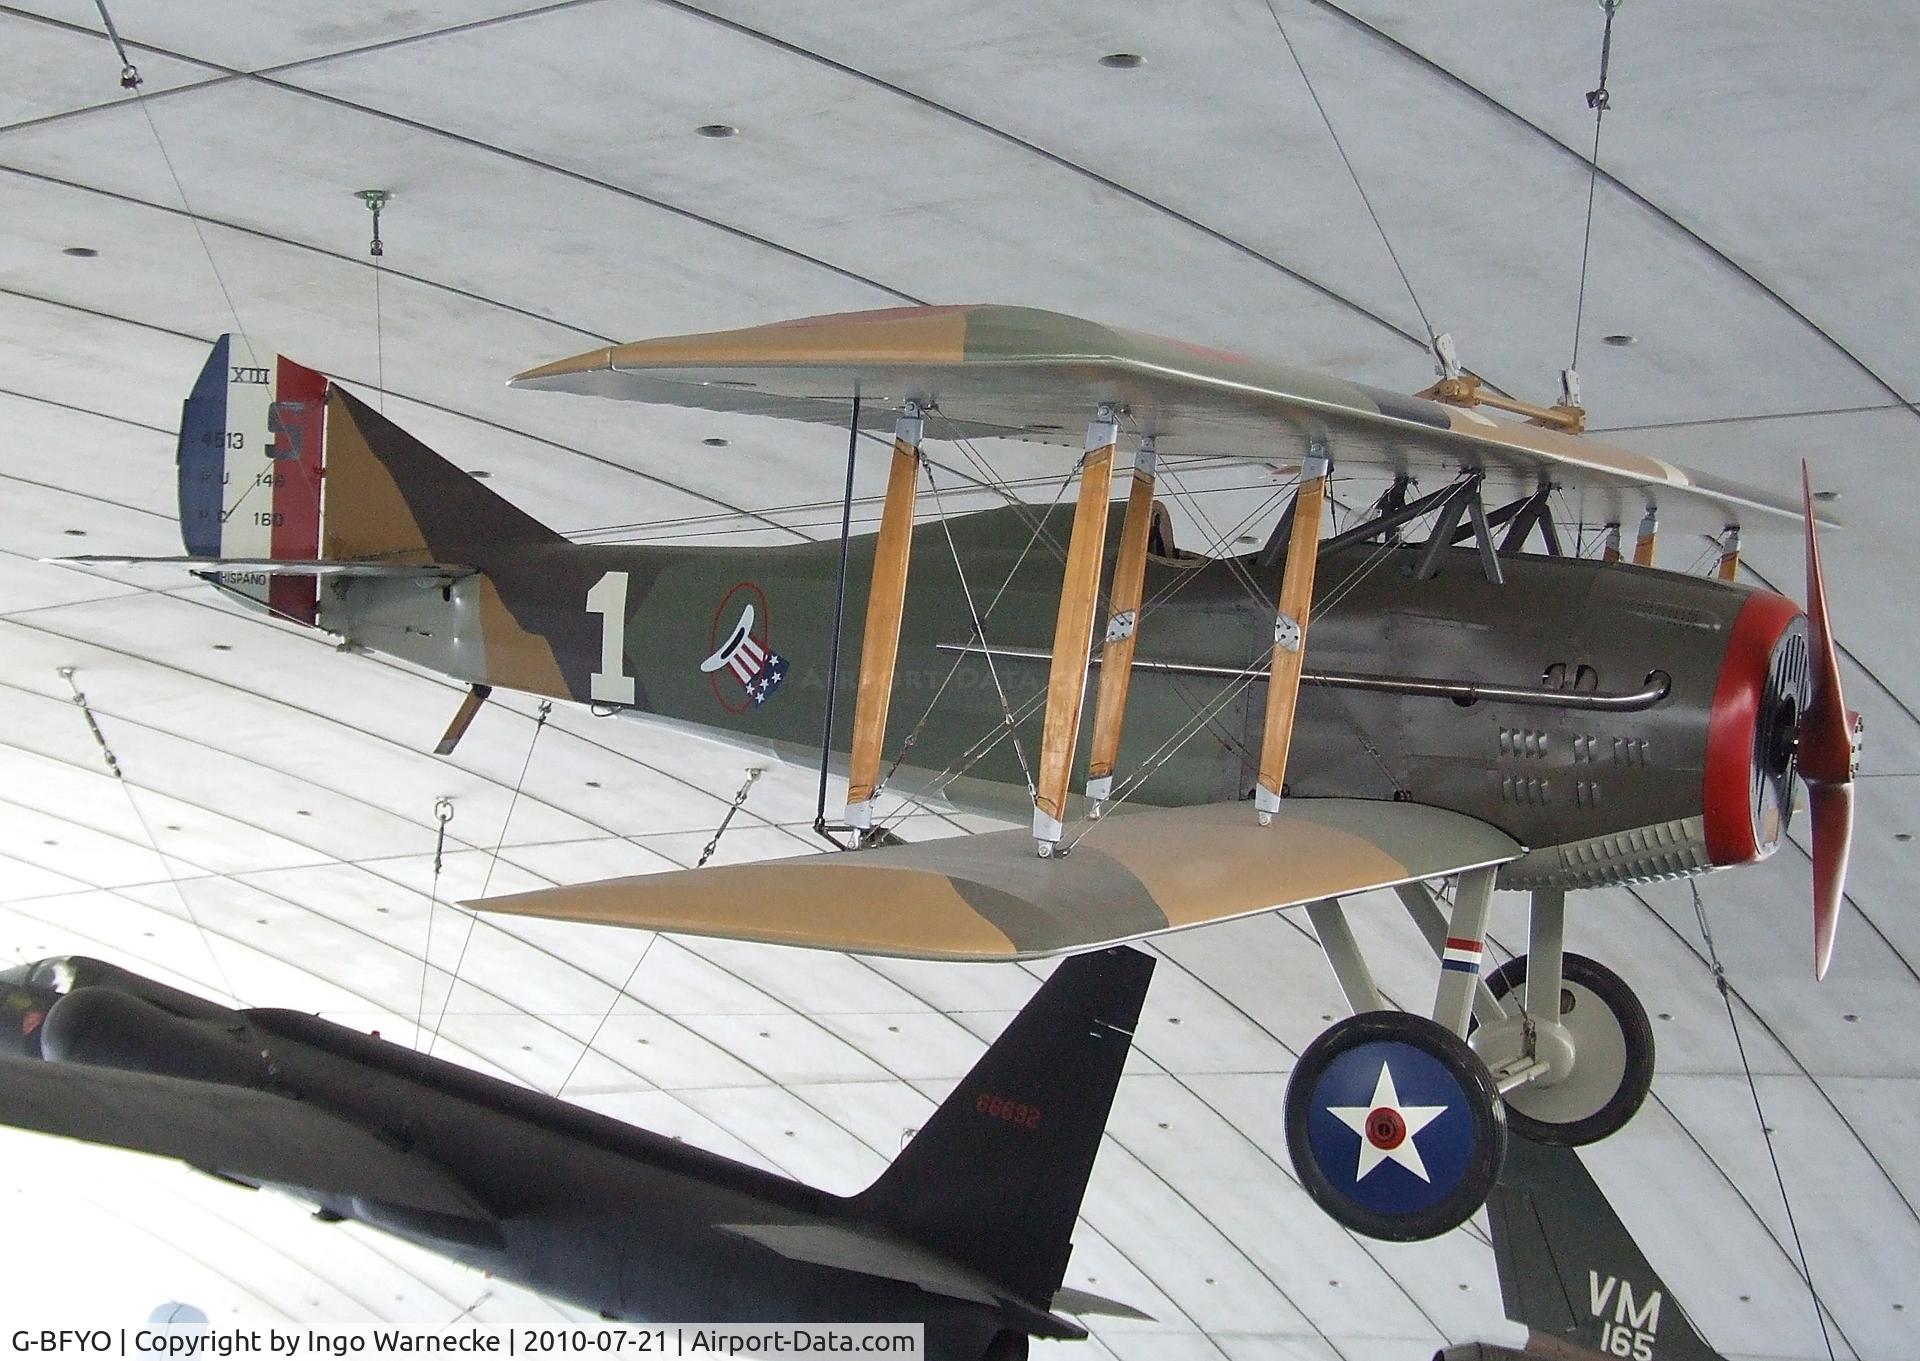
511 304 1826 536
468 798 1522 960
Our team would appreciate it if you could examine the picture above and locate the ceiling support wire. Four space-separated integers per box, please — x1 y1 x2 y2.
1570 0 1623 376
424 698 553 1058
413 796 455 1051
558 763 760 1096
1262 0 1439 349
90 0 257 366
1689 879 1839 1361
57 666 243 1007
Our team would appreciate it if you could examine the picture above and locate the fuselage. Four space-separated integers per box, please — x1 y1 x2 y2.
322 500 1807 889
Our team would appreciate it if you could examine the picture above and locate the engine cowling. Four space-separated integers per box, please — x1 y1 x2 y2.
1703 589 1809 868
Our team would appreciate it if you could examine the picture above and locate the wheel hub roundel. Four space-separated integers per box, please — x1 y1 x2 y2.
1284 1012 1507 1242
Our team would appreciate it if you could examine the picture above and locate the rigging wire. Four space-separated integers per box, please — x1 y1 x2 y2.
424 699 553 1057
813 387 862 842
91 0 257 365
924 460 1038 798
1570 0 1624 375
1262 0 1438 347
1689 879 1838 1361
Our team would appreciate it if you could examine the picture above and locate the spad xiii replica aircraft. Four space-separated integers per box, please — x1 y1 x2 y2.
70 304 1862 1243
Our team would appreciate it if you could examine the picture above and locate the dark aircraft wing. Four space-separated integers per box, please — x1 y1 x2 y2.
471 797 1522 960
0 1056 492 1223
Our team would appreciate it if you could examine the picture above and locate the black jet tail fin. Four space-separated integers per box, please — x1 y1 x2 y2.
1477 1136 1727 1361
852 947 1153 1309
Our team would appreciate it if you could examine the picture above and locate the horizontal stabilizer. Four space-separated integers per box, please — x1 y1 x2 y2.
51 555 475 580
0 1055 492 1223
472 798 1522 959
1050 1288 1156 1322
718 1222 1003 1309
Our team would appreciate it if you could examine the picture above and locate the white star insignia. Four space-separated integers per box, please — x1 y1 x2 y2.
1327 1061 1448 1184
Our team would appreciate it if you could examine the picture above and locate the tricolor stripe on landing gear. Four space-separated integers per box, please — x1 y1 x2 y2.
1441 937 1484 974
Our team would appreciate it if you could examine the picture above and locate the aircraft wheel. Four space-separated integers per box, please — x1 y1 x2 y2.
1284 1011 1507 1242
1479 952 1654 1147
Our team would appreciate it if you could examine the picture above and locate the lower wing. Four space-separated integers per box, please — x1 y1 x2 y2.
470 798 1522 960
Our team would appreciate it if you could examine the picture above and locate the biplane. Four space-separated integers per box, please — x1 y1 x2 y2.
66 304 1862 1242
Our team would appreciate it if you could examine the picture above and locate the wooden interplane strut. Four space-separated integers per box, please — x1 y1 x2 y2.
1085 437 1158 812
1717 524 1741 581
844 405 923 831
1632 508 1658 567
1033 408 1118 852
1254 442 1332 823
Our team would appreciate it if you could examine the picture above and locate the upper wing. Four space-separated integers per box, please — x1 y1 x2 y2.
0 1056 492 1223
470 798 1522 960
511 304 1828 536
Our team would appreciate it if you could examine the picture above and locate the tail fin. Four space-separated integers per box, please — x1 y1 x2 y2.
176 335 559 622
852 946 1154 1308
1480 1135 1726 1361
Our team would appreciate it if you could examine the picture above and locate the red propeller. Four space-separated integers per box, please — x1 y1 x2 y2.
1799 462 1863 980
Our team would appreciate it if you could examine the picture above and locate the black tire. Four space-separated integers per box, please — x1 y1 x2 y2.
1284 1010 1507 1242
1481 951 1655 1147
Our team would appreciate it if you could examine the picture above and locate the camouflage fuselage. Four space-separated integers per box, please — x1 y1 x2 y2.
321 501 1799 890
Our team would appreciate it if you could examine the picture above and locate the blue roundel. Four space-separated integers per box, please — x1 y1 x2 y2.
1302 1039 1482 1217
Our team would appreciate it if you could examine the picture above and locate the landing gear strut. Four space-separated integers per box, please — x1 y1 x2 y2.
1285 876 1655 1240
1474 950 1654 1146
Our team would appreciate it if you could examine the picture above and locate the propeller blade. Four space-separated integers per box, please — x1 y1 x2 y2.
1798 462 1860 979
1809 782 1852 982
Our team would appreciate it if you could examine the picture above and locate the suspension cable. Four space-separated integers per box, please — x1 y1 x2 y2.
1570 0 1624 375
425 699 552 1057
414 796 454 1051
92 0 256 365
1262 0 1437 346
59 666 242 1006
1689 880 1837 1361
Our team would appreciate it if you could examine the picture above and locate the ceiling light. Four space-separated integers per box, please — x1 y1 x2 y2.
702 437 731 447
1099 52 1145 69
695 123 738 139
62 246 98 258
1602 333 1636 347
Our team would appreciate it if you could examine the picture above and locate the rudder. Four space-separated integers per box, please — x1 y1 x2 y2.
1485 1136 1726 1360
178 336 328 622
175 336 562 624
852 946 1154 1308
